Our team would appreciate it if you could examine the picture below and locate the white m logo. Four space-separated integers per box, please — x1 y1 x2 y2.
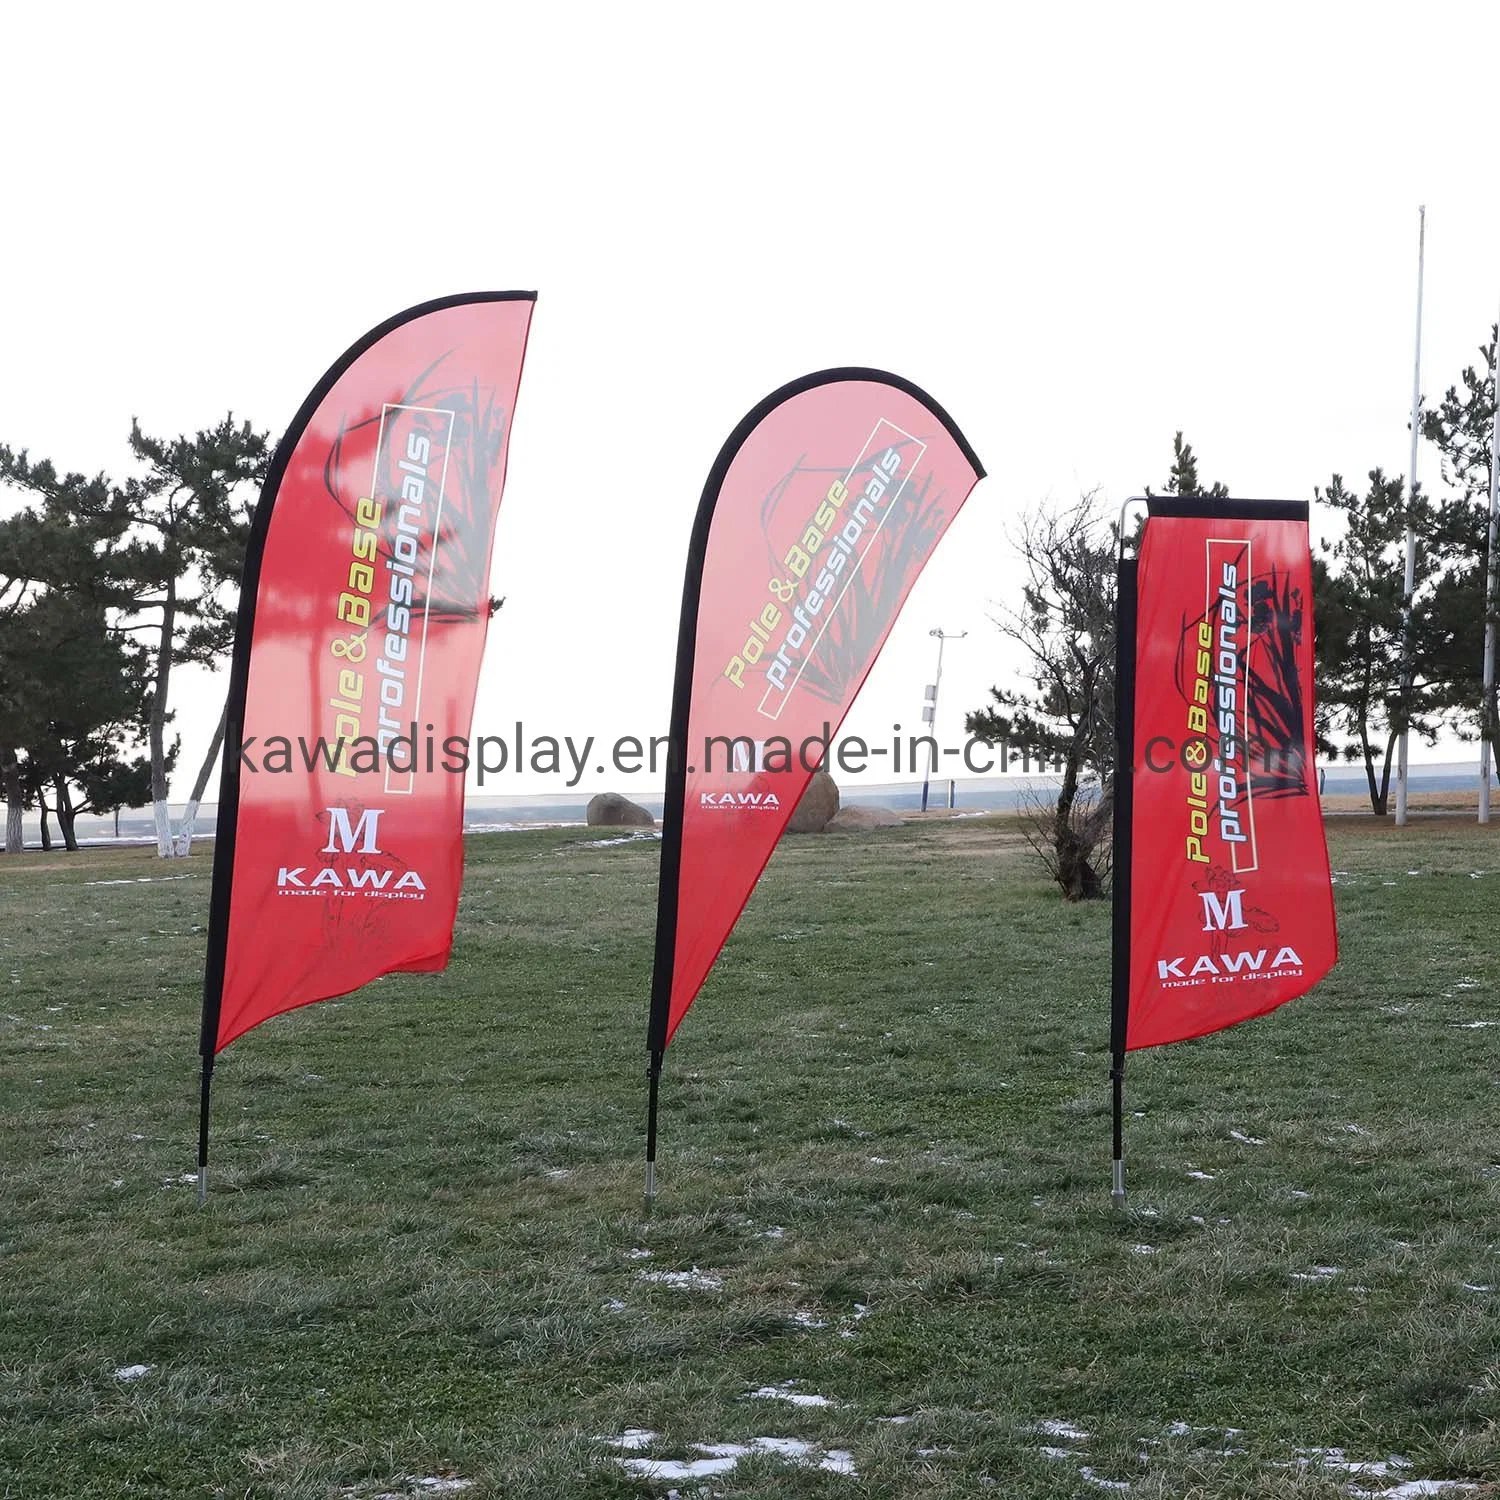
1199 888 1249 933
732 739 767 773
323 807 384 855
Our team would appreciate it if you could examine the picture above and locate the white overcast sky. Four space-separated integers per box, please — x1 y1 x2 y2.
4 1 1498 798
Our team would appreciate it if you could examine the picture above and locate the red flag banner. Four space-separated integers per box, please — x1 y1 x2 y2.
648 370 984 1069
1123 497 1337 1050
199 292 534 1060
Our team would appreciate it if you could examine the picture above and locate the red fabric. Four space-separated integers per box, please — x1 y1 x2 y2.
1127 510 1337 1048
215 298 533 1051
664 378 982 1045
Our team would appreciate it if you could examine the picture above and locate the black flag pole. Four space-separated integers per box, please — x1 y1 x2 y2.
194 590 264 1203
192 364 302 1204
643 426 720 1207
1110 506 1141 1207
195 714 248 1205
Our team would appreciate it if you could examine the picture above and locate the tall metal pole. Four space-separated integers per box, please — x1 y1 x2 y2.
1396 205 1426 826
1481 310 1500 824
1110 516 1140 1208
920 629 965 812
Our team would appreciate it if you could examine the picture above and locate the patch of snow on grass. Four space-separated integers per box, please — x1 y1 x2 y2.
113 1364 152 1381
614 1436 855 1481
1186 1170 1216 1180
1033 1420 1090 1441
1291 1266 1343 1282
746 1382 835 1408
1297 1447 1410 1477
1080 1466 1130 1490
1229 1130 1266 1145
637 1267 722 1291
1363 1482 1476 1497
599 1429 657 1450
838 1303 872 1339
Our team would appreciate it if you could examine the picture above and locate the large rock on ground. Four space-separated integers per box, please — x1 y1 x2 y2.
586 792 655 828
826 805 903 831
787 771 840 833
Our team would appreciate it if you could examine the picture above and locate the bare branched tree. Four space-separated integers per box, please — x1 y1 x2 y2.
967 496 1117 900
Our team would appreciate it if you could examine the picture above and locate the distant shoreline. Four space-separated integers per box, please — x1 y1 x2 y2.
10 761 1495 851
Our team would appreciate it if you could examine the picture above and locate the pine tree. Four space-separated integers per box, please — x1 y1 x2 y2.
0 415 269 855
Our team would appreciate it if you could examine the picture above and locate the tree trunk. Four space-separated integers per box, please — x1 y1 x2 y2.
1 749 23 853
1378 729 1398 816
1359 720 1386 816
55 777 79 852
1051 710 1105 902
37 794 52 851
150 585 177 858
173 700 228 856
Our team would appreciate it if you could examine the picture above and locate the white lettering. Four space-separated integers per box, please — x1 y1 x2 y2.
323 806 384 854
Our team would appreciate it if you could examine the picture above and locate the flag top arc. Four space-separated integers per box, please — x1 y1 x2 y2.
200 291 536 1056
649 367 985 1054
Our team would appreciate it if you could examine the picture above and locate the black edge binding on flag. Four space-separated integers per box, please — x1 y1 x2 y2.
194 291 537 1205
1110 522 1139 1207
643 368 985 1204
1146 497 1308 523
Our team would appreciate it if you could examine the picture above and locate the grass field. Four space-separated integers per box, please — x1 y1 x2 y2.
2 815 1499 1499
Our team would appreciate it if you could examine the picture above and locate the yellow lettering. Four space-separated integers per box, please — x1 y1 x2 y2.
337 594 370 628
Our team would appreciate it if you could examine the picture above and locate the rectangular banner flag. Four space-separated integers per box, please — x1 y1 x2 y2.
195 292 534 1194
645 368 984 1195
1109 495 1337 1199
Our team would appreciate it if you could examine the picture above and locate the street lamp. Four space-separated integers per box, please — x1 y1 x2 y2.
920 628 967 812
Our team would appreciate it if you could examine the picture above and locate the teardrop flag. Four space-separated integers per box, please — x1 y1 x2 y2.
1109 496 1337 1199
195 292 534 1193
645 369 984 1193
